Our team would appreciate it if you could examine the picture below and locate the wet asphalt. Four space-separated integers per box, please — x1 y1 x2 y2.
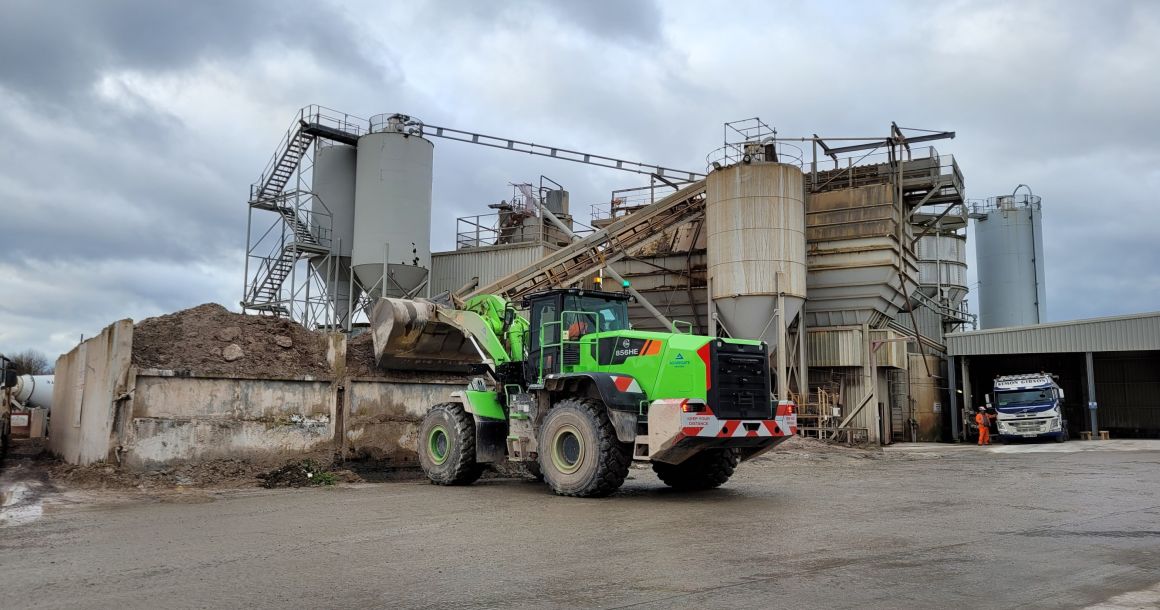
2 441 1159 609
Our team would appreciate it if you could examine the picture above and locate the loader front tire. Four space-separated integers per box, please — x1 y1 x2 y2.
418 402 483 486
537 398 630 498
652 448 739 491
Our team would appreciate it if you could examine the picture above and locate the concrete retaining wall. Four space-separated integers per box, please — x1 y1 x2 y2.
50 321 463 469
344 376 461 464
49 320 134 465
121 372 336 469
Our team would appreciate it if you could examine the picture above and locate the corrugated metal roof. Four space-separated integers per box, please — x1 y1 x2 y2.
946 311 1160 356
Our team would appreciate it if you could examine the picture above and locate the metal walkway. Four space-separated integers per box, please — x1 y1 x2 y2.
468 179 708 301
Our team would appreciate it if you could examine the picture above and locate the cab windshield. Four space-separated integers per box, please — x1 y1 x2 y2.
561 296 629 337
996 389 1052 407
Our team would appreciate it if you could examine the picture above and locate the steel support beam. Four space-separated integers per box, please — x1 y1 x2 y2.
1085 351 1099 438
948 355 960 442
421 124 704 182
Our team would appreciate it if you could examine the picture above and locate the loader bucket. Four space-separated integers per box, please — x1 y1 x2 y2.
369 297 484 373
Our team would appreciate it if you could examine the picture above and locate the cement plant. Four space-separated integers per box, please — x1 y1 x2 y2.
3 105 1159 608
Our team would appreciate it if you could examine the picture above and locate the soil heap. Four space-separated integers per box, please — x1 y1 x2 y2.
131 303 331 379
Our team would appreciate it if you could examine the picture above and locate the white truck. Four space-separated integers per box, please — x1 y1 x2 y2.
990 373 1068 442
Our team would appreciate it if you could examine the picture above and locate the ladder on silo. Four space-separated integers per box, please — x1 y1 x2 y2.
468 179 708 301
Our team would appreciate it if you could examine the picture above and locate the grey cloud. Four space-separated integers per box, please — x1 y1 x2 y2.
2 0 1159 359
0 0 387 102
547 0 664 46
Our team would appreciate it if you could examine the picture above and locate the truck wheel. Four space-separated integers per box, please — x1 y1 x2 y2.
652 448 740 491
537 398 630 497
418 403 483 486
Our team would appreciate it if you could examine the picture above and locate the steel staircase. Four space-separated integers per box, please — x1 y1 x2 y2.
243 193 331 313
469 179 708 301
252 129 313 203
244 106 363 315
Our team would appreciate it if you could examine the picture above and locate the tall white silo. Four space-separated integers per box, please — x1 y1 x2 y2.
351 122 434 300
972 192 1045 329
310 144 358 325
706 161 807 350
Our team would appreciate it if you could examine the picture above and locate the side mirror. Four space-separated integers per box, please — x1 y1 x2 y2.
3 369 16 389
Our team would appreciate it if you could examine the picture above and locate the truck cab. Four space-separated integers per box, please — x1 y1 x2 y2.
991 373 1068 442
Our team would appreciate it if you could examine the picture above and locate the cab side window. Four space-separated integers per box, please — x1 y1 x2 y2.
536 303 558 346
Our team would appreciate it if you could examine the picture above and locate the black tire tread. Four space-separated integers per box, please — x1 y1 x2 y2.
542 397 631 498
423 402 484 486
652 448 739 490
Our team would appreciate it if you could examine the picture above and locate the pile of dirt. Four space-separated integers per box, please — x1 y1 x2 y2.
132 303 331 379
258 459 350 488
344 332 379 379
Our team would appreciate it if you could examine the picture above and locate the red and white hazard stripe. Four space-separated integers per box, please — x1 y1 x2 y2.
611 375 643 393
666 399 798 439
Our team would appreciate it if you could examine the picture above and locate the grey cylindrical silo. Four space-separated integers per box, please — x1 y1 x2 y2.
310 144 358 323
916 232 968 308
705 162 807 349
351 129 434 299
973 194 1045 328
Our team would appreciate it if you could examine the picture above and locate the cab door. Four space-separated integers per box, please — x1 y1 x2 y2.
525 296 562 384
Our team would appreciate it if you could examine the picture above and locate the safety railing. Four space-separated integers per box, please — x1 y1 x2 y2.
705 117 805 169
250 105 368 201
536 313 602 379
456 212 544 249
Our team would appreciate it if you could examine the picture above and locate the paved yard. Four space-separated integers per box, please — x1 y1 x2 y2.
2 440 1159 609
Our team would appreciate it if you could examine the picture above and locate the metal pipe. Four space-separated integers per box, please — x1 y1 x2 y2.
539 205 677 332
776 293 788 400
707 276 717 337
798 316 808 400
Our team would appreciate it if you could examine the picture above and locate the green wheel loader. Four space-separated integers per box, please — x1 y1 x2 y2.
371 288 797 497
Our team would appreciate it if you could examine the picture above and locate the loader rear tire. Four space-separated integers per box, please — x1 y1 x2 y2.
652 448 739 491
537 398 630 498
418 403 483 486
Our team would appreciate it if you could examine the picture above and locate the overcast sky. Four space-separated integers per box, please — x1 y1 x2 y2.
2 0 1158 360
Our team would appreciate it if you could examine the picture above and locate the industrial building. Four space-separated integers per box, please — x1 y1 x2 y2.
239 108 980 446
947 312 1160 439
44 104 1157 470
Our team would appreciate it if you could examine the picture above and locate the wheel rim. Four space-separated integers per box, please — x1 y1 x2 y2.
551 424 585 474
428 425 449 465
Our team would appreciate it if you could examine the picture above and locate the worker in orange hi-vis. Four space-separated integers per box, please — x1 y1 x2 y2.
567 319 589 340
975 407 992 446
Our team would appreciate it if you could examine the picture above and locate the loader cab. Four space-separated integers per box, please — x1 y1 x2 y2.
522 288 631 383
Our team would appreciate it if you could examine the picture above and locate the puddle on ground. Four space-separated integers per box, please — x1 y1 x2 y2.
0 482 45 526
